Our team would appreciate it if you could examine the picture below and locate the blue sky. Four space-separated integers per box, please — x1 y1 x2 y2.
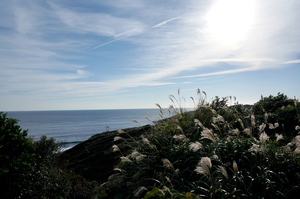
1 0 300 111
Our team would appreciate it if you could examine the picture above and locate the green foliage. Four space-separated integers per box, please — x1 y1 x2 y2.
0 112 33 198
0 112 102 199
253 93 300 137
102 91 300 199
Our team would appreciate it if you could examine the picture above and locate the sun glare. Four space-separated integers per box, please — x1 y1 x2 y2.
206 0 256 45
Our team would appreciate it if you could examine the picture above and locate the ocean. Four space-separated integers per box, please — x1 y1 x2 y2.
6 109 168 149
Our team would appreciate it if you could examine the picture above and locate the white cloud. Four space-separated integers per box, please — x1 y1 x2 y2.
48 2 145 38
1 0 300 110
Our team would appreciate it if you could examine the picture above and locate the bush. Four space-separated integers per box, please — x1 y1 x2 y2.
102 92 300 198
0 112 102 199
0 112 33 198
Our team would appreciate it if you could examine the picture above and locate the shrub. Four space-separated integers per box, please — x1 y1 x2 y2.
102 91 300 199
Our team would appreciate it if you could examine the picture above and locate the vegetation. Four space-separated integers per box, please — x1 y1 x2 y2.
102 91 300 198
1 91 300 198
0 112 101 199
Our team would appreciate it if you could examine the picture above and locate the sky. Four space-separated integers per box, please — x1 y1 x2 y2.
1 0 300 111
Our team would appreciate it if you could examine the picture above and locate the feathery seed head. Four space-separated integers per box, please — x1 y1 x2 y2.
131 119 138 123
195 157 212 176
113 168 123 173
243 128 252 136
189 141 203 152
174 168 180 176
130 150 146 161
251 115 255 128
112 144 120 152
156 103 162 109
274 122 279 129
238 118 245 129
194 119 204 128
233 161 238 175
142 137 150 145
264 113 268 123
218 166 228 179
259 123 266 132
177 125 183 133
268 123 275 129
296 126 300 131
173 134 189 142
275 133 283 142
249 143 259 153
259 132 269 144
211 109 217 115
230 128 240 136
120 156 132 163
211 123 220 132
294 146 300 154
114 136 124 142
133 187 148 198
201 128 216 142
108 173 120 181
200 157 212 169
117 129 125 134
213 115 225 123
162 158 174 169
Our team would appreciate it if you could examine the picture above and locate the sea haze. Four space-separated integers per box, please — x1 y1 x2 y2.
6 109 168 148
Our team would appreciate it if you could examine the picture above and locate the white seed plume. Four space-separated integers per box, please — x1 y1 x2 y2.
259 132 269 144
264 113 268 123
251 115 256 128
233 161 238 175
133 187 148 198
238 119 245 129
213 115 225 123
112 144 120 152
249 143 260 153
218 166 228 179
177 125 184 133
189 141 203 152
194 119 204 129
275 133 284 142
130 150 146 161
230 128 240 136
113 168 123 173
211 123 220 132
142 137 150 145
174 168 180 176
120 156 132 163
173 134 189 143
294 146 300 154
296 126 300 131
162 158 174 169
200 157 212 168
274 122 279 129
117 129 125 134
259 123 266 133
114 136 124 142
195 157 212 176
201 128 216 142
268 123 275 129
243 128 252 136
211 109 217 115
108 173 120 181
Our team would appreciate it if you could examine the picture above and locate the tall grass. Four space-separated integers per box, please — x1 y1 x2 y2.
103 90 300 199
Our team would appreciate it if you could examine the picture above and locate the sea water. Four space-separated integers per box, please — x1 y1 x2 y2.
6 109 168 149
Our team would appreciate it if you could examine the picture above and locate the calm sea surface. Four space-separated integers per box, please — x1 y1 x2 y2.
6 109 166 148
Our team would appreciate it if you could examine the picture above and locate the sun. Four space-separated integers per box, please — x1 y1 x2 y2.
206 0 256 45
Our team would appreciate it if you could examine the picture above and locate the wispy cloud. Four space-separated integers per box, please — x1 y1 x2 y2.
1 0 300 110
